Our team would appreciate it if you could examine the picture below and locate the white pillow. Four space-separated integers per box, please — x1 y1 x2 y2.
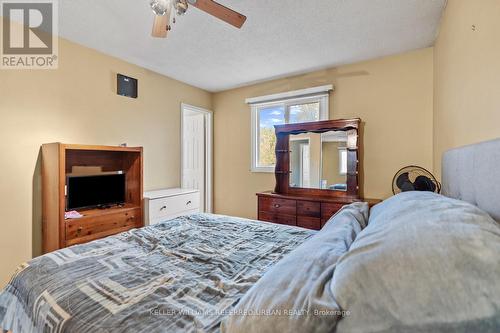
222 203 369 333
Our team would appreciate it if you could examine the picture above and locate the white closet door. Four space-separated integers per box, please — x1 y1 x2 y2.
182 112 205 211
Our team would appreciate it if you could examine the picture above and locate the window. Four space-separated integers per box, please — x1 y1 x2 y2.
248 86 331 172
339 148 348 175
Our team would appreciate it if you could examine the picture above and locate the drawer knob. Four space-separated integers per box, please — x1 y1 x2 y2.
160 206 167 211
186 200 192 205
76 226 83 235
274 204 280 208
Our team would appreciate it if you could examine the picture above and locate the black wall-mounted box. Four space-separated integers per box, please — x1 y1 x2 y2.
117 74 138 98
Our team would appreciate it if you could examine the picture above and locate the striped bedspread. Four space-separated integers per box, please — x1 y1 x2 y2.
0 213 314 333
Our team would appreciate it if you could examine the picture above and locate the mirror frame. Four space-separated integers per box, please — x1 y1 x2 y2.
274 118 361 199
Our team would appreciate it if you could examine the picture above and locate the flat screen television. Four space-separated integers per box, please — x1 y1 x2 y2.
66 173 126 210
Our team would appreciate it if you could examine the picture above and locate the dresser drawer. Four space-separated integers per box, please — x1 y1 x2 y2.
148 192 200 222
66 208 141 245
297 200 321 218
297 217 321 230
321 203 345 220
259 197 296 215
259 211 297 227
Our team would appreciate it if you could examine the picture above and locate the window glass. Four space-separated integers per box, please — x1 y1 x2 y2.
339 149 348 175
258 105 285 167
252 95 327 172
288 102 320 123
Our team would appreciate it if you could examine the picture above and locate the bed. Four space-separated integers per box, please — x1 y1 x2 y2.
0 214 314 332
1 139 500 333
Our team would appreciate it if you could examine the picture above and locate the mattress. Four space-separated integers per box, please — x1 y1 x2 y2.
0 213 314 333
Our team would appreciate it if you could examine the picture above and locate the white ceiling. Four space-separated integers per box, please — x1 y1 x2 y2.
58 0 446 92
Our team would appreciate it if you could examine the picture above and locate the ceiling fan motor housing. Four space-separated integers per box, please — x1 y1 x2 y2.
175 0 188 15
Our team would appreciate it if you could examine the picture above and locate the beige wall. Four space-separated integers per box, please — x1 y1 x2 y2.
322 142 347 186
213 48 434 219
0 31 212 286
433 0 500 176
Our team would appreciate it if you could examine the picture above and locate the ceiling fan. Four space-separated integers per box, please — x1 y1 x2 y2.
150 0 247 38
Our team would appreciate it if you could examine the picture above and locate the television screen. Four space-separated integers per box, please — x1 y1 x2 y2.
66 173 126 210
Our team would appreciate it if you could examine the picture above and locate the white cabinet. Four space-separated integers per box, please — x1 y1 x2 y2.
144 188 201 225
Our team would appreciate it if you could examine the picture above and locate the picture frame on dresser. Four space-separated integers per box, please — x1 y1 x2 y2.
257 118 381 230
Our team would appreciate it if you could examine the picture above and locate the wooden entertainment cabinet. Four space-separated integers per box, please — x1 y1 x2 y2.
41 143 144 253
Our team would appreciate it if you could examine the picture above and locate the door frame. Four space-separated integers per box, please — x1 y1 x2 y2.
181 103 213 213
290 137 310 188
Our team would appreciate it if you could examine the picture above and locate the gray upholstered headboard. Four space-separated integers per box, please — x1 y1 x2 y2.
442 138 500 221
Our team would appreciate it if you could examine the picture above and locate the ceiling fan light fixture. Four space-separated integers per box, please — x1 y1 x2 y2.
174 0 189 15
150 0 172 15
150 0 247 38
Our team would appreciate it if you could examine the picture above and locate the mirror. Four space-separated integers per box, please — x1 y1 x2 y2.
274 118 360 198
289 131 348 191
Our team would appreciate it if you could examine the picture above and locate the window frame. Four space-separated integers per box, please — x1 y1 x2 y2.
250 94 329 173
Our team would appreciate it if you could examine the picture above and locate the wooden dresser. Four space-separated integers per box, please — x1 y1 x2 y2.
42 143 144 253
257 192 381 230
257 118 382 230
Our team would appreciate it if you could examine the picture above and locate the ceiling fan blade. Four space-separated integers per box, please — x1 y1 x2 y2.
189 0 246 28
152 14 169 38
